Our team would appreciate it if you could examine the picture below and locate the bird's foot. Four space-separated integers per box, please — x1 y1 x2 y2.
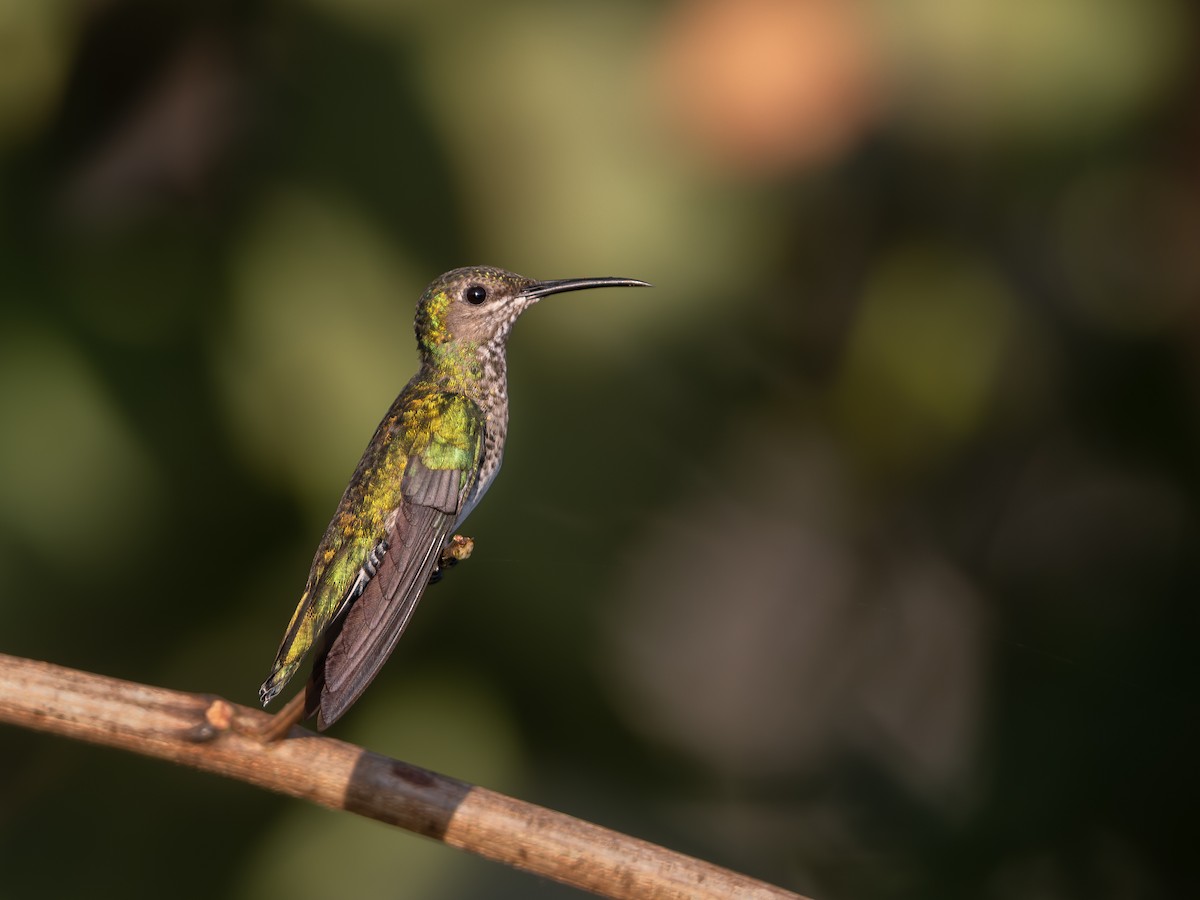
430 534 474 585
443 534 474 564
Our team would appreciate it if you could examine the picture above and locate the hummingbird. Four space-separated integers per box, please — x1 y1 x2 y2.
258 266 649 732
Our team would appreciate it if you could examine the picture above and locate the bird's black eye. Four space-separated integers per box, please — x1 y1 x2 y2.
465 285 487 305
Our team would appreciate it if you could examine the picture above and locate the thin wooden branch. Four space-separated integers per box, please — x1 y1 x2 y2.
0 653 806 900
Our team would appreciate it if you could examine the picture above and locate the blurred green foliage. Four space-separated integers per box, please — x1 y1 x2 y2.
1 1 1197 898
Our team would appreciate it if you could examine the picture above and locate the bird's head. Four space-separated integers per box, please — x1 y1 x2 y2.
415 266 649 355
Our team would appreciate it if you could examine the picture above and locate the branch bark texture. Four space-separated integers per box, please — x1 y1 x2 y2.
0 653 806 900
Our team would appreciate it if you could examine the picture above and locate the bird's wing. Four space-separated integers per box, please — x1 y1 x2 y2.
259 395 412 708
313 393 485 728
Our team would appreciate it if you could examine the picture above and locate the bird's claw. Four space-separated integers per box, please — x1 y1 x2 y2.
430 534 474 585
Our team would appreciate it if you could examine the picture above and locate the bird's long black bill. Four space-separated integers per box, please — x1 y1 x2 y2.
521 276 651 299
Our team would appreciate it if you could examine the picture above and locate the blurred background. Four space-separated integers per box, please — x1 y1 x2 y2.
1 0 1198 897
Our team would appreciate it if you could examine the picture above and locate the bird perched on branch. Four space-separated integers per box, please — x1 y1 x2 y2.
258 266 649 736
